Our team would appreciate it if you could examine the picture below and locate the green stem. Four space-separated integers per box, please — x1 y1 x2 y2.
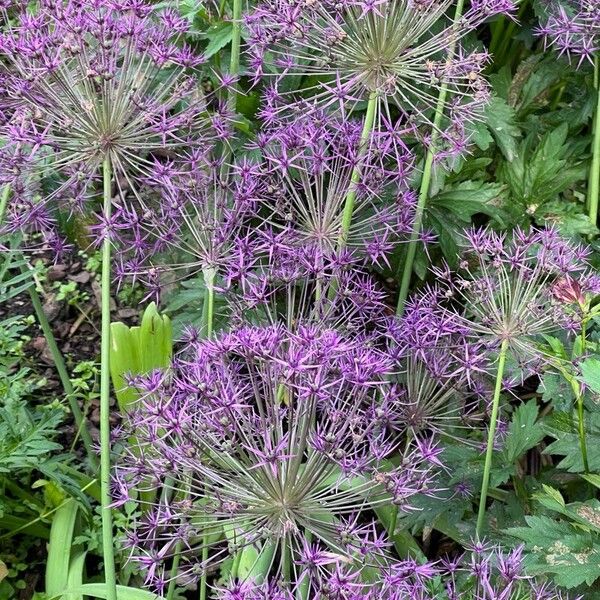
199 543 209 600
476 338 509 539
228 0 242 112
587 55 600 228
166 270 216 600
100 158 117 600
281 537 291 585
0 185 9 222
396 0 466 317
336 90 378 250
26 272 96 466
576 384 590 474
204 268 215 338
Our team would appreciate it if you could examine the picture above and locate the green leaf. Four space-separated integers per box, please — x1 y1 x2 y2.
204 22 233 58
544 412 600 472
498 123 588 211
109 322 141 409
484 97 521 161
55 584 159 600
237 542 276 582
502 399 545 462
110 303 172 411
507 515 600 588
581 359 600 394
45 500 78 598
65 550 86 600
583 474 600 490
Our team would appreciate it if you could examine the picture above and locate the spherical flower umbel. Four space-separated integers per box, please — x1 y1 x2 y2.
0 0 215 241
113 324 441 594
245 0 515 152
403 226 599 387
256 111 417 265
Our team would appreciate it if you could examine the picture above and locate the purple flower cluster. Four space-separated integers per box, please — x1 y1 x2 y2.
113 325 441 593
211 542 574 599
0 0 219 250
245 0 516 157
107 109 423 306
397 226 600 389
537 0 599 66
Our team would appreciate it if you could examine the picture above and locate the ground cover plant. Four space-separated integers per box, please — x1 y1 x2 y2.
0 0 599 598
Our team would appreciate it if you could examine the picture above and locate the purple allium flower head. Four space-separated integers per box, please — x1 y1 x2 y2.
400 226 598 388
386 355 483 444
255 111 416 264
109 150 264 301
537 0 599 67
245 0 514 140
114 324 441 591
0 0 213 241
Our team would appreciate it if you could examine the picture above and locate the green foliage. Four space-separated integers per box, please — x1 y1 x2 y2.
483 96 521 161
497 123 590 231
502 400 545 463
544 412 600 472
45 500 79 598
581 358 600 395
110 302 172 410
507 485 600 588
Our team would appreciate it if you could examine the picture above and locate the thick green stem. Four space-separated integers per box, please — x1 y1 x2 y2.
228 0 242 112
204 268 215 338
0 185 9 222
336 91 378 250
476 338 509 538
588 55 600 228
166 270 216 600
100 158 117 600
396 0 466 317
26 274 96 465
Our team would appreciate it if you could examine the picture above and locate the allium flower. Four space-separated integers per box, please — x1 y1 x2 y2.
537 0 599 66
246 0 515 149
109 150 264 301
209 542 576 599
405 227 599 385
114 325 441 593
0 0 214 239
387 355 482 444
226 233 393 337
256 112 417 265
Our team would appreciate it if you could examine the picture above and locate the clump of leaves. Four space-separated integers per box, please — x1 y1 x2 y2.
508 483 600 589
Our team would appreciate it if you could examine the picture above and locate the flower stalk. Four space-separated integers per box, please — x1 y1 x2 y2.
476 338 509 538
336 91 378 251
588 55 600 228
100 158 118 600
396 0 466 317
228 0 243 112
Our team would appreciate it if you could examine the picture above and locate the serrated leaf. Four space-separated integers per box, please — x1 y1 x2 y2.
581 359 600 394
543 412 600 472
484 97 521 161
502 399 545 462
204 21 232 58
507 510 600 588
